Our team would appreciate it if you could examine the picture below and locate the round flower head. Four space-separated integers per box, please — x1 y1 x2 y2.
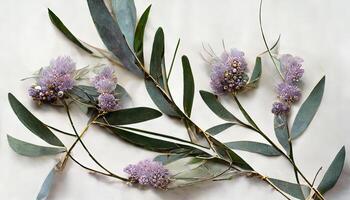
98 93 119 112
210 49 249 95
280 54 304 84
28 85 58 104
91 66 118 93
272 102 290 115
277 83 301 103
124 159 171 189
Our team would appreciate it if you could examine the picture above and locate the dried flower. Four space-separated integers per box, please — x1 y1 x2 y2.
124 159 171 189
277 83 301 103
271 102 290 115
91 66 118 93
210 49 249 95
280 54 304 84
98 93 119 112
29 56 76 103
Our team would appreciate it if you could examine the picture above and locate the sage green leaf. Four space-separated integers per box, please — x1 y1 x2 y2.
206 123 236 136
274 115 290 154
48 9 93 54
317 146 346 194
199 90 238 122
225 141 281 157
103 107 162 125
291 76 325 139
145 78 181 118
269 178 310 199
182 55 195 117
154 154 187 165
111 0 137 47
150 28 167 90
8 93 64 147
87 0 142 75
248 57 262 85
7 135 66 157
36 166 57 200
133 5 151 64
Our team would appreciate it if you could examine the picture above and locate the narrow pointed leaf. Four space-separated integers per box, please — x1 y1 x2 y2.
8 93 64 147
36 166 57 200
111 0 137 47
317 146 346 194
103 107 162 125
48 9 93 54
154 154 187 165
199 90 238 122
150 28 167 89
182 55 195 117
134 5 151 64
225 141 281 157
269 178 309 199
87 0 142 75
206 123 236 136
274 115 290 154
7 135 66 157
248 57 262 85
291 76 325 139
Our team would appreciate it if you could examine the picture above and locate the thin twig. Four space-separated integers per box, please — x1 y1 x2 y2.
46 124 76 137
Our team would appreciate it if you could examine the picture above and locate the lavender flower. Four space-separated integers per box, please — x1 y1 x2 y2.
91 67 118 93
98 93 119 112
210 49 249 95
280 54 304 84
277 83 301 103
271 102 290 115
124 159 171 189
29 56 76 103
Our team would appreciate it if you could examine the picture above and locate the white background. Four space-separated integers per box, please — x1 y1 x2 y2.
0 0 349 199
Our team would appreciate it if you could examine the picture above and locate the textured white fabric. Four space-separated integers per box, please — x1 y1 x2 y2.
0 0 349 199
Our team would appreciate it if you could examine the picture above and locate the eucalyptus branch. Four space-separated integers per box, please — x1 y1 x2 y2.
45 124 76 137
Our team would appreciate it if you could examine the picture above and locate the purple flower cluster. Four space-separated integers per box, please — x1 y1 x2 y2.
91 66 119 112
210 49 249 95
124 159 171 189
28 56 76 104
272 54 304 115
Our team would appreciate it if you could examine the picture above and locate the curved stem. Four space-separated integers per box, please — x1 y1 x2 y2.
45 124 76 137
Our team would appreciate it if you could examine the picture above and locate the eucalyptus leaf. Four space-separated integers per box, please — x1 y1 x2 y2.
48 9 93 54
8 93 64 147
154 154 188 165
102 107 162 125
182 55 195 117
7 135 66 157
206 123 236 136
291 76 325 139
87 0 142 75
274 115 290 154
269 178 310 199
150 28 167 90
133 5 151 64
248 57 262 86
36 166 57 200
225 141 281 157
317 146 346 194
110 0 137 47
199 90 238 122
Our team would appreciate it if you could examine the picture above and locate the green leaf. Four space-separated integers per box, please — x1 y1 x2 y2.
269 178 310 199
111 0 137 47
48 9 93 54
199 90 238 122
317 146 346 194
36 166 57 200
103 107 162 125
7 135 66 157
87 0 141 75
225 141 281 157
145 78 181 118
248 57 262 86
150 28 167 90
133 5 151 64
182 55 195 117
154 154 188 165
8 93 64 147
291 76 325 139
206 123 236 136
274 115 290 154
